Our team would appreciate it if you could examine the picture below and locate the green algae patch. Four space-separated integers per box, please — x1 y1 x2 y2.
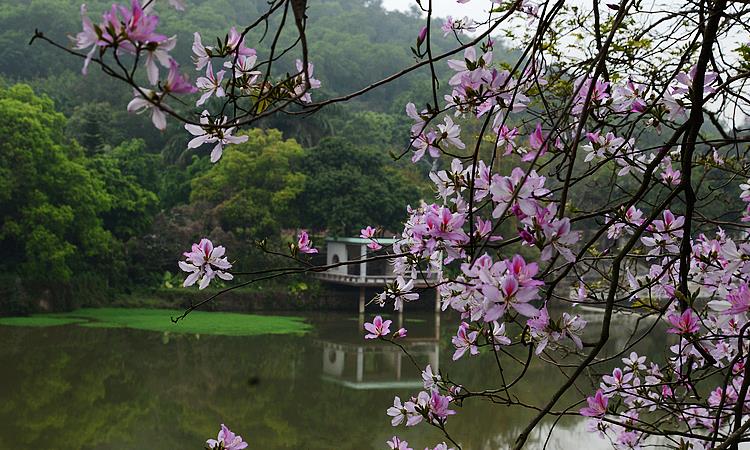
1 308 311 336
0 316 87 327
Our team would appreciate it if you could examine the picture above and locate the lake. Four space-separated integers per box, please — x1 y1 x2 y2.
0 307 664 449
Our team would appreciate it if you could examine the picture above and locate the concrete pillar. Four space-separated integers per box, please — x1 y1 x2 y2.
356 347 364 382
435 293 441 312
358 286 366 315
398 303 404 329
359 244 367 281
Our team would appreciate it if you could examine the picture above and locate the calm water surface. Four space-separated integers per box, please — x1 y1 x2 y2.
0 308 664 449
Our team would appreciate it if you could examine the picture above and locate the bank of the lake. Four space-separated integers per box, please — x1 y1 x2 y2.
1 277 441 316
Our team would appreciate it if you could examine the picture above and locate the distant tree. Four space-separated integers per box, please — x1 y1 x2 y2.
190 128 306 240
85 154 159 241
0 84 116 282
66 102 128 152
297 136 422 235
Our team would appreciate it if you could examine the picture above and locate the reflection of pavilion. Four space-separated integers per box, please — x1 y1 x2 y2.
316 313 441 390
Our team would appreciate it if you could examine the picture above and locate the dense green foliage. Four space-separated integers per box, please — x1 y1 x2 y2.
298 137 423 235
0 0 443 310
0 85 119 282
190 129 307 239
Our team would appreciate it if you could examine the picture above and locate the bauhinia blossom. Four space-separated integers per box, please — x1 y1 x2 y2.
360 226 383 250
127 88 168 130
297 230 318 254
206 424 248 450
666 309 700 335
185 111 249 162
364 315 392 339
580 390 609 417
452 322 479 360
292 59 321 103
178 238 233 289
386 436 413 450
195 63 226 106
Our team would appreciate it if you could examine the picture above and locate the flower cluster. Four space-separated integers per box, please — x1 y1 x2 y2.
385 364 458 449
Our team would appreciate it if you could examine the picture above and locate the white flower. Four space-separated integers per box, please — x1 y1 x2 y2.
127 88 167 131
184 111 249 162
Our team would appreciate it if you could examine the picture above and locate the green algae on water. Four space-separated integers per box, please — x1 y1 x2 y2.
0 308 311 336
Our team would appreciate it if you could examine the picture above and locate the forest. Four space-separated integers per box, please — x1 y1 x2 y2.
0 0 456 311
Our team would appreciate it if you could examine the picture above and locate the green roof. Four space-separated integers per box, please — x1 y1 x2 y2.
325 236 398 244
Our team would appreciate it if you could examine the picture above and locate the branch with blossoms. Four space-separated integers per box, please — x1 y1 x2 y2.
38 0 750 448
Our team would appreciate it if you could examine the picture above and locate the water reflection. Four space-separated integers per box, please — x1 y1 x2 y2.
318 315 440 390
0 308 665 449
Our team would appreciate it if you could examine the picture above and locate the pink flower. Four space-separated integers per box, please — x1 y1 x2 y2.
387 396 408 426
127 88 167 130
196 63 226 106
428 390 456 421
522 123 547 162
360 226 377 238
612 79 647 113
580 390 608 417
572 77 609 115
601 367 633 393
179 238 233 289
206 424 248 450
120 0 166 45
475 217 502 241
192 32 211 71
387 436 413 450
293 59 322 103
437 116 465 150
452 322 479 360
360 226 383 250
490 321 511 348
427 443 454 450
297 230 318 254
441 17 455 36
227 26 256 57
163 59 197 94
394 328 408 338
666 309 700 335
674 64 718 95
416 25 427 47
660 157 681 185
364 315 392 339
422 364 440 390
69 4 98 75
495 124 519 155
144 35 176 85
726 284 750 315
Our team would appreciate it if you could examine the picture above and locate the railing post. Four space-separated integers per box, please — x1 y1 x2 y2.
356 347 364 382
359 244 367 282
358 286 366 315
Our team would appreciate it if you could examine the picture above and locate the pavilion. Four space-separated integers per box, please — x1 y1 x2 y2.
313 236 440 314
